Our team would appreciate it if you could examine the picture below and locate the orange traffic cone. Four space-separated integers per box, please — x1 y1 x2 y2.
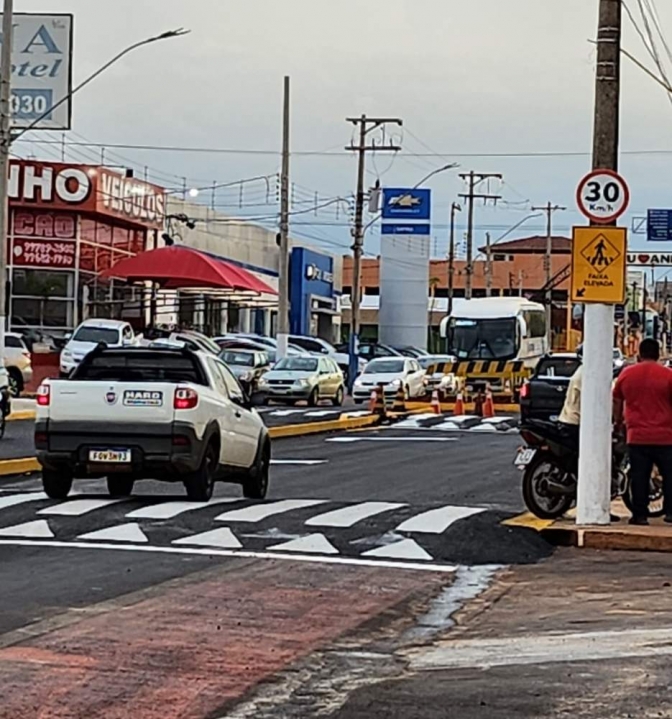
483 384 495 418
368 389 377 413
431 389 441 415
453 391 465 416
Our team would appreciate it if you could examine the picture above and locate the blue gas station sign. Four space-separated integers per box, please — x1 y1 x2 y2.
382 188 431 220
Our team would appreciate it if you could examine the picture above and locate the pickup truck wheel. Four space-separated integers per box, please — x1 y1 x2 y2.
107 476 134 497
243 440 270 500
42 469 72 500
184 442 216 502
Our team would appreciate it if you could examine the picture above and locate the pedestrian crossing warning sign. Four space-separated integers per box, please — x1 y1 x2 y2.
571 226 627 304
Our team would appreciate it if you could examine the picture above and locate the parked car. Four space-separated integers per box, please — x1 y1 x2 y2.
393 346 430 358
519 353 581 422
288 333 365 381
352 357 426 404
60 319 138 377
418 354 458 397
214 337 303 365
258 355 344 406
167 331 221 355
4 332 33 396
219 349 270 395
335 341 403 362
35 345 270 501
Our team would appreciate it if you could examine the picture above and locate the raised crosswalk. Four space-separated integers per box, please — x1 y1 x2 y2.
0 490 495 568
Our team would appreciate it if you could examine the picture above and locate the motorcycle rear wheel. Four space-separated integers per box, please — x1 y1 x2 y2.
522 454 574 520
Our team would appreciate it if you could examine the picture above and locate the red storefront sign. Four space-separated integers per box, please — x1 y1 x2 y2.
12 238 76 268
7 161 165 231
12 211 77 238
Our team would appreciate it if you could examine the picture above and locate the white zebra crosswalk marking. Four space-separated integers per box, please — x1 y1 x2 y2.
173 527 242 549
125 498 238 520
39 498 125 516
396 506 485 534
305 501 405 528
362 539 432 561
0 492 47 511
78 523 149 543
268 533 339 555
214 499 326 523
0 519 54 538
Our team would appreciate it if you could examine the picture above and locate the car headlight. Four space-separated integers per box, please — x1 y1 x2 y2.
294 378 310 387
258 377 268 387
61 350 72 361
389 378 402 387
354 378 363 387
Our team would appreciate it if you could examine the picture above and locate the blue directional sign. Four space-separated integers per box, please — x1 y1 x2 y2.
647 209 672 242
381 223 431 235
382 188 431 220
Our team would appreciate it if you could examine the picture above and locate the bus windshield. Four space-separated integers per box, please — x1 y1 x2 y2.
448 318 518 360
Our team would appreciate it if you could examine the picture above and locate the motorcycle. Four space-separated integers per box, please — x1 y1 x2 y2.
515 418 664 520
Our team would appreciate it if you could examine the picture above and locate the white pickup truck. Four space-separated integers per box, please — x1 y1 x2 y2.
35 346 271 502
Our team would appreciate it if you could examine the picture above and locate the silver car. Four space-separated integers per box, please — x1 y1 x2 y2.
258 355 344 406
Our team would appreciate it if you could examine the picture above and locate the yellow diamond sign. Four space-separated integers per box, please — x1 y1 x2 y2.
571 226 627 304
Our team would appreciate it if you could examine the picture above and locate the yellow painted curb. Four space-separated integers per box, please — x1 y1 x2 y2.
268 414 379 439
502 512 554 532
0 457 40 476
7 410 36 422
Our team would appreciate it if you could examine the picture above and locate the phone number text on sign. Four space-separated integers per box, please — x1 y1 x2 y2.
11 89 53 120
12 238 75 268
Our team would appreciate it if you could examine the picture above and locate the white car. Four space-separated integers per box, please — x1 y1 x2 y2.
4 332 33 395
352 357 426 404
36 345 270 501
60 319 138 376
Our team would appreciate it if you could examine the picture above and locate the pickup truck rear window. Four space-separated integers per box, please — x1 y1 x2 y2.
535 357 580 379
72 351 207 386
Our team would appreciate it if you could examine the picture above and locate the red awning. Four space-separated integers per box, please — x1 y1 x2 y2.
100 246 277 295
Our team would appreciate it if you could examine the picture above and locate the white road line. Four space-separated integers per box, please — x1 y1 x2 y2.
362 539 433 561
215 499 327 523
173 527 242 549
397 505 485 534
268 533 339 554
0 519 54 538
125 498 239 520
305 501 405 528
0 538 459 573
326 437 458 443
78 523 149 543
271 459 328 466
0 492 47 511
39 498 125 516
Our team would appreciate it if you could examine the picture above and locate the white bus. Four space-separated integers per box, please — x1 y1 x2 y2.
439 298 548 366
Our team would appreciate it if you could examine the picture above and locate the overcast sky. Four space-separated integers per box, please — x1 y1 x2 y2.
12 0 672 258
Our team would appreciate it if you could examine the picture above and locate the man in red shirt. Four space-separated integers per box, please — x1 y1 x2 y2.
613 338 672 525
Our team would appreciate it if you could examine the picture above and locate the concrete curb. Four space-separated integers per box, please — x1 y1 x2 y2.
503 509 672 553
0 414 382 478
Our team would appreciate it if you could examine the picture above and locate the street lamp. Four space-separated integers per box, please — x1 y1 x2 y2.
447 202 462 317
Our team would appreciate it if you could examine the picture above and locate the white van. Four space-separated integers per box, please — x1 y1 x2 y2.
60 319 138 377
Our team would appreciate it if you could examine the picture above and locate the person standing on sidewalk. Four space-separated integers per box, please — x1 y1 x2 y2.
613 338 672 525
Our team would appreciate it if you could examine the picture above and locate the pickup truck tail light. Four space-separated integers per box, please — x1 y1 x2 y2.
36 383 50 406
174 387 198 410
519 381 530 399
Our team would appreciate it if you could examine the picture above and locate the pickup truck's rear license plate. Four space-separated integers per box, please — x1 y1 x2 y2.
89 448 131 463
514 448 536 466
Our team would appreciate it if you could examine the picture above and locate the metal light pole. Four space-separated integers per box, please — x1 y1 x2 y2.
447 202 461 317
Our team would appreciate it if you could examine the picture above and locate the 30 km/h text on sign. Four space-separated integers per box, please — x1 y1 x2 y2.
571 226 627 304
0 14 73 130
576 169 630 225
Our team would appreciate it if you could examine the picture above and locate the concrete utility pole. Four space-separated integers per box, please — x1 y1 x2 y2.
459 171 502 299
447 202 461 316
276 76 291 360
485 232 493 297
532 201 566 348
577 0 622 526
346 115 402 386
0 0 13 358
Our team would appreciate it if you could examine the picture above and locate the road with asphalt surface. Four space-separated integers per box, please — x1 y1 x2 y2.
0 418 557 718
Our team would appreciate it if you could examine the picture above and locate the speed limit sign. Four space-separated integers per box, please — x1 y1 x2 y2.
576 169 630 224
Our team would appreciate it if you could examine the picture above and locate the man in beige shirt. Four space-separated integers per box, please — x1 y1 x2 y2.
559 365 582 427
